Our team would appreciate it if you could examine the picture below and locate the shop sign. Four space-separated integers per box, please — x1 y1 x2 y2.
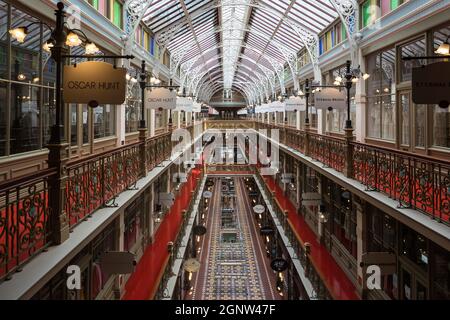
100 251 136 275
183 258 201 273
361 252 396 275
314 88 346 110
63 61 127 108
176 97 194 112
260 226 274 236
412 62 450 108
285 96 306 112
271 258 288 272
146 88 177 110
302 192 321 206
203 191 213 198
253 205 265 214
193 225 207 236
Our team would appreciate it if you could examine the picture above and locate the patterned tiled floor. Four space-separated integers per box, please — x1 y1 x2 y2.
190 177 280 300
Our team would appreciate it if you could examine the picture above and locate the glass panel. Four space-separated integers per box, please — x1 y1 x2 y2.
42 86 55 146
70 104 77 146
416 281 427 300
415 104 426 147
402 269 412 300
432 105 450 148
82 105 88 144
0 0 8 80
400 93 410 145
381 94 396 140
126 84 139 133
0 84 6 156
400 38 425 82
368 96 381 138
94 105 115 139
10 84 40 154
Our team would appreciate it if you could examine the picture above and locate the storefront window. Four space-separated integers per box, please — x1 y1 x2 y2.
432 106 450 148
400 225 428 271
70 105 77 146
0 1 57 157
399 38 426 83
431 243 450 299
366 47 396 140
415 104 426 147
94 105 115 139
126 84 139 133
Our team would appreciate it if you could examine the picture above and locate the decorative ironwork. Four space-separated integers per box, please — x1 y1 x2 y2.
352 142 450 225
66 144 141 228
0 169 55 280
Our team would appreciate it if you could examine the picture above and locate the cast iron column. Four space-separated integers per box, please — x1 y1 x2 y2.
47 2 70 244
139 60 148 177
343 60 354 178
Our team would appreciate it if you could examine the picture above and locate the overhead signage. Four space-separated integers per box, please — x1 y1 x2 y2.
146 88 177 110
183 258 201 273
412 62 450 108
203 191 213 199
281 173 294 184
271 258 288 272
260 226 275 236
193 101 202 112
63 61 127 108
285 96 306 112
100 251 136 275
302 192 322 207
253 205 265 214
176 97 194 112
314 88 347 110
193 225 207 236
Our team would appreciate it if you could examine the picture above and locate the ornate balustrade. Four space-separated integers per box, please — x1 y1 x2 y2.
66 143 141 228
0 169 56 281
146 132 172 173
255 172 331 300
154 169 205 300
309 133 346 172
352 142 450 225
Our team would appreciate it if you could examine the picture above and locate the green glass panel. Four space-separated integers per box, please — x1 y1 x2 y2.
113 0 122 29
391 0 400 10
362 1 371 28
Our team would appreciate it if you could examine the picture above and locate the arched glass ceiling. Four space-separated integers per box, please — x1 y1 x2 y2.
143 0 339 102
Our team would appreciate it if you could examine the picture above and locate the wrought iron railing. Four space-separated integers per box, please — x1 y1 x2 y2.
255 172 331 300
153 169 205 300
309 133 346 172
352 142 450 225
255 121 450 226
66 143 141 228
0 169 56 281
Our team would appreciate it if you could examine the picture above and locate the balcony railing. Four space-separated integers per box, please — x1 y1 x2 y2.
256 121 450 226
352 142 450 224
66 143 141 227
0 125 202 282
255 171 331 300
0 169 56 280
154 169 205 300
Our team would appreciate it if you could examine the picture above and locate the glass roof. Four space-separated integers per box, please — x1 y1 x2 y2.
143 0 339 101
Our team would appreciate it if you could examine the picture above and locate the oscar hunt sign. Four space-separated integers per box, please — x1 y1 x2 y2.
146 88 177 110
63 61 127 108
